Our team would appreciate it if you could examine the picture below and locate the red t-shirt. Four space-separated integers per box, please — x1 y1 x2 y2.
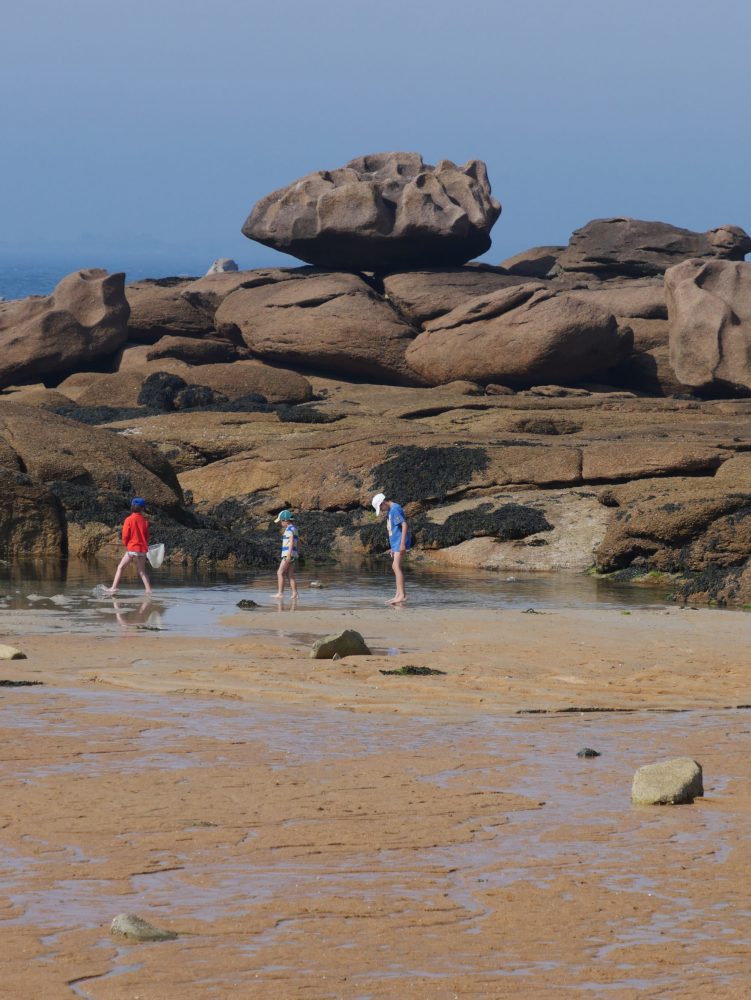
122 512 150 553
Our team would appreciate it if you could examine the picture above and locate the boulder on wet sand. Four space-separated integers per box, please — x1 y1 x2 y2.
382 265 526 325
0 644 26 660
0 269 129 389
125 277 208 343
242 151 501 270
631 758 704 805
310 630 372 659
406 284 632 386
557 218 751 279
216 272 420 384
666 259 751 392
110 913 178 942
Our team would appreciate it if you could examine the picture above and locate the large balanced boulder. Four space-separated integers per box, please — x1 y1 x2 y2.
557 218 751 279
666 259 751 392
216 272 420 384
242 152 501 270
0 269 129 389
631 758 704 805
405 284 632 386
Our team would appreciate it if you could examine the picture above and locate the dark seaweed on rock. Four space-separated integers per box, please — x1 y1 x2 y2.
372 445 488 504
415 503 552 548
137 372 187 410
51 405 157 425
276 404 343 424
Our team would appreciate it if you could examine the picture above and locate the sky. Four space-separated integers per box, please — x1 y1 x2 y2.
2 0 750 280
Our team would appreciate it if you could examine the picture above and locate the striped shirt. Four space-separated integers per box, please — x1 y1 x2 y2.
281 524 299 559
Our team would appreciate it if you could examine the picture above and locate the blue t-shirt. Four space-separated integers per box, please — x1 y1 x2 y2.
387 503 409 552
281 524 299 559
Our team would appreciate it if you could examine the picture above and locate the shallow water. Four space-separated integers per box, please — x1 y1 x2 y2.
0 561 675 637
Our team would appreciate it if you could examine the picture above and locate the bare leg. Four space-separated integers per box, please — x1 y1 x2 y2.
274 560 288 599
289 561 298 599
105 553 132 593
134 553 152 594
387 551 407 605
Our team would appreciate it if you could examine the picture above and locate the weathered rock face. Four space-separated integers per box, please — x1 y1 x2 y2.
242 152 501 270
179 268 304 328
0 401 182 512
125 278 209 343
205 258 238 274
405 284 632 386
557 218 751 279
382 265 526 326
0 269 129 389
566 280 681 396
666 259 751 392
59 360 312 408
145 336 246 366
0 468 65 560
499 246 564 279
216 272 420 384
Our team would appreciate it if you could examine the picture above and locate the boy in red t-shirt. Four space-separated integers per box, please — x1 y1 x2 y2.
104 498 153 594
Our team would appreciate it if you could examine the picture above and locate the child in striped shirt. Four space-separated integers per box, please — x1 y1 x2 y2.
273 509 299 600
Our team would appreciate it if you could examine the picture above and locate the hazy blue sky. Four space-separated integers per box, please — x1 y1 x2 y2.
3 0 750 277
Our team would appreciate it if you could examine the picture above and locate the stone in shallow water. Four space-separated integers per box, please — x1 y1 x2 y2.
311 630 371 659
236 599 259 609
631 757 703 805
110 912 178 942
0 645 26 660
577 747 601 758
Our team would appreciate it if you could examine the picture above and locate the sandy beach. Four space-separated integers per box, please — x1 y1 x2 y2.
3 598 751 998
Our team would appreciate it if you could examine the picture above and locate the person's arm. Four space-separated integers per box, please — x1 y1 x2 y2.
122 518 131 548
399 519 408 553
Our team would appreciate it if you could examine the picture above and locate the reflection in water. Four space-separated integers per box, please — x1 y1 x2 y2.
111 597 166 629
0 558 682 638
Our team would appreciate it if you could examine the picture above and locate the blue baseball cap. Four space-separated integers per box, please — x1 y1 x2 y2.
131 497 147 507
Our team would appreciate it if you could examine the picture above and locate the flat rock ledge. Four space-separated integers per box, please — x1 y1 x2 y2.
310 630 372 659
631 758 704 805
110 912 178 942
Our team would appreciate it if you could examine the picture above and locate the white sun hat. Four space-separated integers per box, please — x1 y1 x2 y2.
371 492 386 515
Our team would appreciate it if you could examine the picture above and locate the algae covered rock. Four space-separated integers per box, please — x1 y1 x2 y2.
631 757 704 805
311 629 372 659
0 645 26 660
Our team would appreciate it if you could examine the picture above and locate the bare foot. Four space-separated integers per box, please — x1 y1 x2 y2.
103 587 117 595
387 595 407 605
272 593 284 599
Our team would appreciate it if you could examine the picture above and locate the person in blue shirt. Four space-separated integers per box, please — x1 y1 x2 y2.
273 509 299 601
371 492 409 605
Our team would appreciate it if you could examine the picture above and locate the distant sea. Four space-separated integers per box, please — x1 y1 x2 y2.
0 248 290 301
0 255 213 301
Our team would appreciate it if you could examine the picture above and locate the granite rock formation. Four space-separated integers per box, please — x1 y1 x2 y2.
666 259 751 392
405 284 632 386
216 272 420 384
556 218 751 279
242 152 501 270
0 269 129 389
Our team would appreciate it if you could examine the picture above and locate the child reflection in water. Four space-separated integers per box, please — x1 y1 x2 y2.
111 596 164 629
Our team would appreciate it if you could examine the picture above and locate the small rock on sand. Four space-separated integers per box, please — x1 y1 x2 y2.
311 630 371 659
110 913 178 942
631 757 703 805
577 747 601 758
236 599 259 609
0 645 26 660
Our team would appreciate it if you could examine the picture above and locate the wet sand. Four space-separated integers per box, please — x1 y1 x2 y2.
3 602 751 997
